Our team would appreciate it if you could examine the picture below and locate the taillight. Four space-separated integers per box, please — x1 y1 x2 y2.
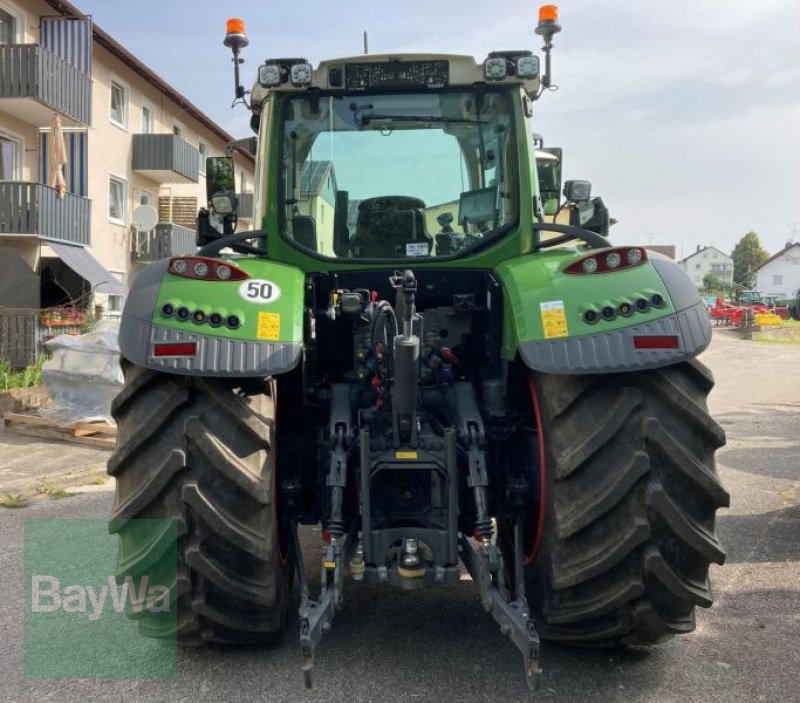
564 247 648 274
632 335 679 350
168 257 249 281
153 342 198 357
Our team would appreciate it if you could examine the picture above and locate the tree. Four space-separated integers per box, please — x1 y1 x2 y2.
702 273 727 293
731 231 769 289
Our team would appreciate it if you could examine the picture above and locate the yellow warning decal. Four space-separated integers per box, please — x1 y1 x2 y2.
256 311 281 341
323 561 336 569
395 451 418 459
540 300 569 339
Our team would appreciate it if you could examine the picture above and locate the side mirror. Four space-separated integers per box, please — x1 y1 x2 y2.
569 195 610 237
535 147 562 217
205 156 236 212
563 179 591 203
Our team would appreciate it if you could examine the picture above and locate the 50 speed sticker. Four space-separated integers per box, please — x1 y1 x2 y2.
238 279 281 304
540 300 569 339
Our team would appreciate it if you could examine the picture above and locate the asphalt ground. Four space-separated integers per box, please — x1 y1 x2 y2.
0 328 798 702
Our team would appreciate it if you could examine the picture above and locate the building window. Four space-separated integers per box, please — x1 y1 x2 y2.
0 133 20 180
173 122 185 139
0 8 17 45
141 106 153 134
773 275 783 286
240 169 247 192
110 81 128 128
695 263 701 270
109 175 127 224
198 142 207 174
107 295 124 313
138 190 154 207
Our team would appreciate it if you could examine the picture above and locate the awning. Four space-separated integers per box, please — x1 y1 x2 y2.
48 241 127 295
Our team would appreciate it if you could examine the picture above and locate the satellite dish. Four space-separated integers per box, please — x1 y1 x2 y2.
132 204 159 231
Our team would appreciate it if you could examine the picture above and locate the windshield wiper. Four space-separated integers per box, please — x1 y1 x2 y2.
355 113 487 127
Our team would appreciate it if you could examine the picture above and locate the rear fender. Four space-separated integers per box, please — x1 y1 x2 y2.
119 257 304 377
496 250 711 374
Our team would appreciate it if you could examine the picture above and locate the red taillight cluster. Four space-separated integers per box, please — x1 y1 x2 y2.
564 247 648 275
633 335 679 350
168 256 250 282
153 342 197 357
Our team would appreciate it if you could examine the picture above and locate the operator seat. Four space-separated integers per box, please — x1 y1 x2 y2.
350 196 432 258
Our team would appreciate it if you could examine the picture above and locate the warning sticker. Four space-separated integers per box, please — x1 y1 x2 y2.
540 300 569 339
395 451 418 459
256 312 281 341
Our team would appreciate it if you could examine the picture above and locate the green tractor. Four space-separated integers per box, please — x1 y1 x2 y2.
108 6 728 691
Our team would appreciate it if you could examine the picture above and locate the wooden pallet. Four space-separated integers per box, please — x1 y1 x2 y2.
2 412 116 449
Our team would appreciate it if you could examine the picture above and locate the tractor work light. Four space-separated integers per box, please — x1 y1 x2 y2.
484 57 508 80
564 247 648 274
258 63 282 87
169 257 250 281
290 62 313 86
516 54 540 78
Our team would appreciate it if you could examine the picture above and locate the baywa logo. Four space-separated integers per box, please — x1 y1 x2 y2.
25 518 178 680
31 574 170 621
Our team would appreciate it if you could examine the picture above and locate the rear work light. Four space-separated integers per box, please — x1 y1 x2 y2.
632 335 679 350
564 247 648 275
168 257 250 282
153 342 197 357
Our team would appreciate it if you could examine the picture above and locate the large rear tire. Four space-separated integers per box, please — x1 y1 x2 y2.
528 359 729 645
107 361 290 644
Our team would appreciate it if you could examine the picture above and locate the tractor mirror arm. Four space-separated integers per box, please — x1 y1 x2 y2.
532 222 608 249
197 230 268 257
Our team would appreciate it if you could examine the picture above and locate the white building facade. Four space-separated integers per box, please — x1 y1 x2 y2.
678 246 733 289
755 243 800 300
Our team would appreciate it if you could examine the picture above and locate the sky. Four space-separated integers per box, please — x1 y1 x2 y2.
74 0 800 258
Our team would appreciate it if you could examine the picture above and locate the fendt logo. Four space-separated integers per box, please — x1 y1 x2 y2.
31 575 170 621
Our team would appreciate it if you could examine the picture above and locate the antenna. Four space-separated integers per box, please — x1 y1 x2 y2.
363 31 369 55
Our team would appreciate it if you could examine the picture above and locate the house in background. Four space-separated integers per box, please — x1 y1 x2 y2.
0 0 254 333
755 242 800 299
678 245 733 288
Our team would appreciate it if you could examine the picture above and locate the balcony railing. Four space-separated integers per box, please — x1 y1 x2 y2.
0 182 90 246
132 134 200 184
0 44 91 125
132 223 196 262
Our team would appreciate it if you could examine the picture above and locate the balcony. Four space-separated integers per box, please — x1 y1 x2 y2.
0 45 91 125
0 182 90 246
132 223 196 262
237 192 254 219
132 134 200 184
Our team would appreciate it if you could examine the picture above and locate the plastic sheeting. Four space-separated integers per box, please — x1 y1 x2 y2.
41 320 123 424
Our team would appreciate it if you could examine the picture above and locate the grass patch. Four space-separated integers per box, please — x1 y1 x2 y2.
87 476 107 485
0 355 45 391
1 493 29 508
36 481 71 499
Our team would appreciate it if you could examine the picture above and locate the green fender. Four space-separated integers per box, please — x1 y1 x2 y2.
494 249 712 374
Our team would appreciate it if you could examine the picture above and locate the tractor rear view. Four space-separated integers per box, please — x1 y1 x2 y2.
108 6 728 692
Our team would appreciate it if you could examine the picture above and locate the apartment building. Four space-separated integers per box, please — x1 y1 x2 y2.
678 245 733 289
0 0 254 318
